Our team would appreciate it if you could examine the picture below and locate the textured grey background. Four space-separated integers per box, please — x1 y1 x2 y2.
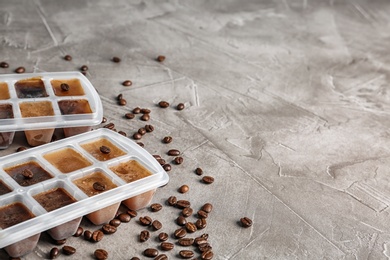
1 0 390 259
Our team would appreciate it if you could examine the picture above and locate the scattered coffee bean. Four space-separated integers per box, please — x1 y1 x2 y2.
127 209 138 218
22 169 33 179
196 218 207 229
103 123 115 129
93 181 106 191
118 131 127 137
80 65 88 71
178 185 189 193
94 249 108 260
182 207 193 218
153 154 162 159
145 124 154 132
201 203 213 213
64 55 72 61
15 66 25 73
0 61 9 68
177 103 185 110
140 113 150 121
49 247 59 259
202 176 214 184
101 117 107 123
155 254 168 260
150 203 162 212
198 243 212 253
162 136 172 144
84 230 92 240
167 149 180 156
176 215 187 226
158 232 169 242
53 239 66 245
139 215 152 226
163 164 171 171
60 83 70 91
99 145 111 154
117 94 123 100
91 230 104 242
143 248 159 258
112 57 121 63
240 217 252 228
167 196 177 206
179 250 194 259
178 238 194 246
133 132 142 140
160 242 174 251
122 80 132 86
16 146 27 152
138 128 146 135
140 230 150 242
197 210 208 219
185 222 197 233
201 250 214 260
157 158 166 165
119 99 127 106
117 213 131 222
125 113 135 120
137 142 144 147
157 55 166 62
174 156 183 164
73 226 83 237
158 101 169 108
109 218 121 227
133 107 141 114
140 108 151 114
195 167 203 176
176 200 191 209
194 236 208 246
174 228 187 238
62 246 76 255
102 224 117 234
152 219 163 230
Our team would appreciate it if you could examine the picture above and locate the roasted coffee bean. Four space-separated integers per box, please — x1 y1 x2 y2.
140 113 150 121
162 136 172 143
21 169 33 179
194 236 208 246
54 239 66 245
163 164 171 171
157 55 166 62
122 80 132 86
109 218 121 227
138 128 146 135
196 218 207 229
174 156 183 165
102 224 117 234
140 108 151 114
91 230 104 242
127 209 138 218
125 112 135 119
198 243 212 253
119 99 127 106
118 213 131 222
84 230 92 240
118 131 127 137
137 142 144 147
197 210 208 219
153 154 162 159
133 107 141 114
182 207 193 218
167 149 180 156
15 67 25 73
157 158 166 165
158 232 169 242
103 122 115 129
176 215 187 226
201 203 213 213
93 181 106 191
195 167 203 176
177 103 185 110
179 250 194 259
80 65 88 71
99 145 111 154
202 176 214 184
143 248 159 257
145 124 154 132
240 217 252 228
152 220 162 230
140 230 150 242
176 200 191 209
133 132 142 140
201 250 213 260
62 246 76 255
150 203 162 212
178 238 194 246
112 57 121 63
174 228 187 238
101 117 107 123
185 222 197 233
155 254 168 260
81 71 87 75
160 242 174 251
178 185 189 193
158 101 169 108
0 61 9 68
73 226 83 237
94 249 108 260
167 196 177 206
117 94 123 100
139 215 152 226
60 83 70 91
64 55 72 61
49 247 59 259
16 146 27 152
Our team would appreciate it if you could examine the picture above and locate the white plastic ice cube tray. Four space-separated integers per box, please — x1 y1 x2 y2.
0 128 169 248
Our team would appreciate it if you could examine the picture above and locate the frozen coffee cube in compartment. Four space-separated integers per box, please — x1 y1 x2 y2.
81 138 126 161
4 160 53 187
51 78 85 96
72 170 120 225
32 184 81 240
58 99 93 137
43 147 92 173
0 179 12 196
109 159 155 210
14 77 48 98
0 103 15 149
0 82 10 100
19 101 55 146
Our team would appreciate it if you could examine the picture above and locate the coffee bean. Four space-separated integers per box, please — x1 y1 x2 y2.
122 80 132 86
15 67 25 73
60 83 70 91
137 142 144 147
176 215 187 226
179 250 194 259
185 222 197 233
124 113 135 119
150 203 162 212
198 243 212 253
143 248 159 257
139 216 152 226
101 117 107 123
99 145 111 154
112 57 121 63
162 136 172 144
80 65 88 71
118 131 127 137
102 224 117 234
194 236 208 246
178 185 189 193
202 176 214 184
0 61 9 68
145 124 154 132
181 207 193 218
63 55 72 61
197 210 208 219
16 146 27 152
84 230 92 240
133 132 142 140
91 230 104 242
140 108 151 114
167 149 180 156
158 101 169 108
117 94 123 100
127 209 138 218
160 242 174 251
103 123 115 129
240 217 252 228
176 103 185 110
133 107 141 114
167 196 177 206
21 169 33 179
196 218 207 229
201 203 213 213
93 181 106 191
81 71 87 76
174 156 183 165
163 164 171 171
94 249 108 260
152 220 162 230
140 113 150 121
53 239 66 245
119 99 127 106
109 218 121 227
158 232 169 242
153 154 162 159
155 254 168 260
174 228 187 238
62 246 76 255
176 200 191 209
140 230 150 242
195 167 203 176
117 213 131 222
156 55 166 62
157 158 166 165
178 238 194 246
201 250 214 260
73 226 83 237
138 128 146 135
49 247 59 259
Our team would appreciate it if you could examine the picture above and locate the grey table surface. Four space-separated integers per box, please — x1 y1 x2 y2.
1 0 390 259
